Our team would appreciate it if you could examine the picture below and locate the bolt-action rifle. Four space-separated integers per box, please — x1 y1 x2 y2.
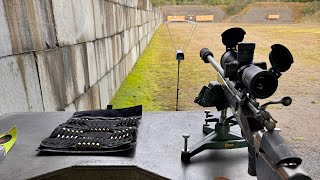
181 27 311 180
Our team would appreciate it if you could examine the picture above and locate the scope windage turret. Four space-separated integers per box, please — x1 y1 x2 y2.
220 28 293 99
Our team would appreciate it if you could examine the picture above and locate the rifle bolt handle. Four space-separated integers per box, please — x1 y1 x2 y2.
265 121 276 131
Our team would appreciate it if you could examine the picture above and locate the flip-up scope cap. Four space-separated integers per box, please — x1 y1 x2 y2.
221 28 246 49
269 44 293 72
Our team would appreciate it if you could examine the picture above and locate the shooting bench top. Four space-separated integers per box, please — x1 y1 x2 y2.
0 111 254 180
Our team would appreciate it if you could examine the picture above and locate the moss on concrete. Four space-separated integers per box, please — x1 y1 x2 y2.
110 25 175 111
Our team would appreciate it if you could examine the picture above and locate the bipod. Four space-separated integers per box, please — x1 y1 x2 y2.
181 109 247 163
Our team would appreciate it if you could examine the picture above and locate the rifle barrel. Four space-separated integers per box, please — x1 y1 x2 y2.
206 55 225 77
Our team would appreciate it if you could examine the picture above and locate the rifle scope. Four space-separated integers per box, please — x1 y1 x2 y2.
200 27 293 99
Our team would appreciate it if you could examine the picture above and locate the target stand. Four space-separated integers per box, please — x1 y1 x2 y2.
165 20 197 111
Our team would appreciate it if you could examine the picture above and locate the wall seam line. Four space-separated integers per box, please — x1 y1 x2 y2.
32 51 45 111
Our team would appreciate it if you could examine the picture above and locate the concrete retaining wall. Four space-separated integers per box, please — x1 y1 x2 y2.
0 0 162 114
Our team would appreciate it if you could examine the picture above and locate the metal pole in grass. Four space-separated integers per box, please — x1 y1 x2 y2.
165 20 197 111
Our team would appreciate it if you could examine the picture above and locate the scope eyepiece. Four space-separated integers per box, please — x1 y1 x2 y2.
241 65 278 99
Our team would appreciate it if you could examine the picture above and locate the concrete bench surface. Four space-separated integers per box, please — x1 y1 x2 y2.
0 111 254 180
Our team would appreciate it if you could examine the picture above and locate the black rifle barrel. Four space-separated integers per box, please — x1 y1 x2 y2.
206 54 225 77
